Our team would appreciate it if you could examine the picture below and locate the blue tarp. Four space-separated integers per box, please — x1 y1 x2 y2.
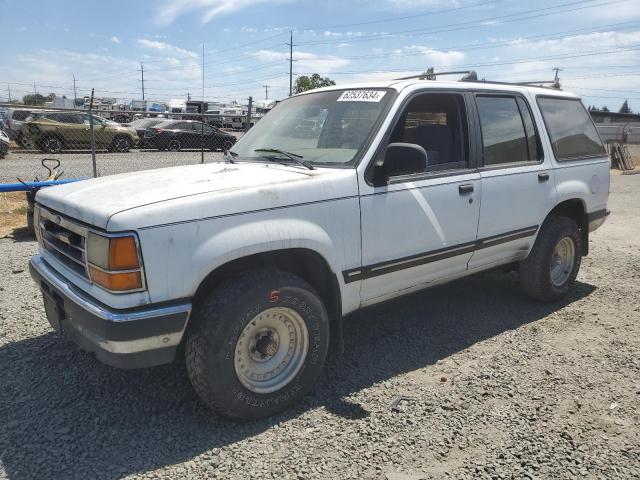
0 178 85 193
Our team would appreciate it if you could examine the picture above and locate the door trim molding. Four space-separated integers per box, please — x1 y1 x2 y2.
343 225 538 283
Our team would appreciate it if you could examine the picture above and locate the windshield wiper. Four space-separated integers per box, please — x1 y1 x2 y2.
254 148 315 170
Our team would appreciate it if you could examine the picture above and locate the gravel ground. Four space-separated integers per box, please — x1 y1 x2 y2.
0 130 244 182
0 174 638 480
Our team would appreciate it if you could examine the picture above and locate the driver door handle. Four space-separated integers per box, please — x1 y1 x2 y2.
458 184 474 194
538 172 550 182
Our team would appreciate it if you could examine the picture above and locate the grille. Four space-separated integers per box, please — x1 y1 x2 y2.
38 207 89 278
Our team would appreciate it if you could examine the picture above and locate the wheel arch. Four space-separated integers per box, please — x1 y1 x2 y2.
193 247 342 325
543 198 589 255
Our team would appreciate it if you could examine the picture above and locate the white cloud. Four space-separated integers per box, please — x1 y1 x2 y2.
403 45 465 66
156 0 295 25
111 36 121 44
381 0 462 7
137 39 198 58
324 31 342 37
256 49 350 73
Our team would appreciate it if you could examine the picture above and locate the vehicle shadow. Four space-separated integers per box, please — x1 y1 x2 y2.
0 272 595 479
7 226 34 243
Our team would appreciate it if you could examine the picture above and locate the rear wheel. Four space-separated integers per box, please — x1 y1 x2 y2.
42 136 63 154
520 216 583 302
17 133 36 150
185 270 330 420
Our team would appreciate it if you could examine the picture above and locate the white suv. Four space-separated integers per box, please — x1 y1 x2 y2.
30 78 610 420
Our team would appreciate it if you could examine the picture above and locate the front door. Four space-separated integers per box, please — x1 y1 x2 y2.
358 92 481 304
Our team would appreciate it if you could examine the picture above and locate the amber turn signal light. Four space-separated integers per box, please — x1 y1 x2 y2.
89 267 142 291
108 236 140 270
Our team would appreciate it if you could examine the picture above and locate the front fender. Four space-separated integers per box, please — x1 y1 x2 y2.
191 218 337 291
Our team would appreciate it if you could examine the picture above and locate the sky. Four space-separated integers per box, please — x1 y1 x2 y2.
0 0 639 110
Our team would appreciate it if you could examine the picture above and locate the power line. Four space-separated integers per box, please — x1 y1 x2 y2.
297 0 502 31
296 0 631 46
300 44 640 77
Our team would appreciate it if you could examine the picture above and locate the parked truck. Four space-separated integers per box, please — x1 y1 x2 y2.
30 77 609 420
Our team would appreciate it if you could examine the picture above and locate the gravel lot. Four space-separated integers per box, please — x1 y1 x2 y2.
0 174 638 480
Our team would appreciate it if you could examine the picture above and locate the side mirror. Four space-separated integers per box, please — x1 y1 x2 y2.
372 142 428 186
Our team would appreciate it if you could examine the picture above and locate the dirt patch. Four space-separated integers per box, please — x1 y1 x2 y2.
0 192 28 237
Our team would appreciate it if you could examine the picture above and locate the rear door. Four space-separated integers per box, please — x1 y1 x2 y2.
468 92 557 270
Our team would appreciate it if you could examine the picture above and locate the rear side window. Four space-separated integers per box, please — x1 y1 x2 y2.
476 96 540 166
12 111 32 121
537 97 605 160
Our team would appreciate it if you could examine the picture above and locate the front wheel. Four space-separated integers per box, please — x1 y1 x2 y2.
110 136 131 153
520 216 583 302
185 270 330 420
168 139 181 151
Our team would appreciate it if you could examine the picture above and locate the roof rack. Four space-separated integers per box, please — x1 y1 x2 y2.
394 70 562 90
394 70 478 82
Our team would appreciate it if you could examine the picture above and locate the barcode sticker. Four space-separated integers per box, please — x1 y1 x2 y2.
337 90 387 102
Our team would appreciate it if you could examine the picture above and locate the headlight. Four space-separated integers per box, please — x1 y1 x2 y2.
87 232 144 292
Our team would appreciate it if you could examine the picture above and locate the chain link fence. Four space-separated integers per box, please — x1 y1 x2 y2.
0 103 247 183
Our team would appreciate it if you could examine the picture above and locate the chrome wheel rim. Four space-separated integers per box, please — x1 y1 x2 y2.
234 307 308 394
550 237 575 286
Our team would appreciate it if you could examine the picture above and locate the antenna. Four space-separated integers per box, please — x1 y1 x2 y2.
263 85 270 100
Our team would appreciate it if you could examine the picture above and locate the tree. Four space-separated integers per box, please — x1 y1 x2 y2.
22 92 55 105
619 100 631 114
293 74 336 94
601 106 610 112
22 93 46 105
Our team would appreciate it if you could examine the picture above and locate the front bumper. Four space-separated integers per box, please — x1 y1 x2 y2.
30 254 191 369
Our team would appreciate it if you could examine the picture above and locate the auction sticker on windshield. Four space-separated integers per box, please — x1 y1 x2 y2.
337 90 387 102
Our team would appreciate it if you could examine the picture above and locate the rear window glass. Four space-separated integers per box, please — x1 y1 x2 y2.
537 97 605 160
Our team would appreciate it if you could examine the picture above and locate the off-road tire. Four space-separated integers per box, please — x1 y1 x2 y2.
185 269 330 420
520 216 583 302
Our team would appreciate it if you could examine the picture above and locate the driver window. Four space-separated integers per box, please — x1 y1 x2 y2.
389 93 469 172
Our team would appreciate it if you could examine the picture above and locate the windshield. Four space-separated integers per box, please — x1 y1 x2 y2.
231 88 394 166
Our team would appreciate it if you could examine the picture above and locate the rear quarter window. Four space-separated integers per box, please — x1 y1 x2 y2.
537 97 605 161
12 111 32 121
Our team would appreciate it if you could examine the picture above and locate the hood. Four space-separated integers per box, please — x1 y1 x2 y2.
36 162 354 230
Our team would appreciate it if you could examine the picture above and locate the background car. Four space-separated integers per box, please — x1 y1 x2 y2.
2 108 39 148
0 125 9 158
22 112 139 153
143 120 236 151
126 117 175 148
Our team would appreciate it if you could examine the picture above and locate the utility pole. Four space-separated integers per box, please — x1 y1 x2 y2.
33 81 36 95
288 31 293 96
263 85 270 100
7 84 11 103
246 96 253 132
140 62 145 100
73 74 77 103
